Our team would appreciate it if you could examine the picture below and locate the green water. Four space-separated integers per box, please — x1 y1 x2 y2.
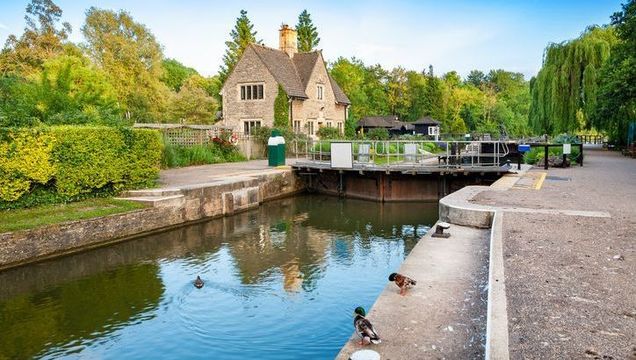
0 195 437 359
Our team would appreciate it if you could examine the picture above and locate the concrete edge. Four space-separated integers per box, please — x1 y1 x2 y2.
485 211 510 360
439 185 511 360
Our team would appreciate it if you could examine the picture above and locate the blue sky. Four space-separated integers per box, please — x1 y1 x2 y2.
0 0 624 79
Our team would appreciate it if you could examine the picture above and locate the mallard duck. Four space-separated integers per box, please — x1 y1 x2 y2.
353 307 381 345
194 276 204 289
389 272 417 296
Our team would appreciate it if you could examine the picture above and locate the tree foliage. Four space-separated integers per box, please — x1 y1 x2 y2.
82 7 170 122
273 85 289 128
529 26 617 134
296 10 320 52
219 9 260 84
168 75 218 124
0 0 71 76
593 0 636 145
161 59 198 92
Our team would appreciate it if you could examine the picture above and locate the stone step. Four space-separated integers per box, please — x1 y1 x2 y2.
116 194 185 208
123 188 183 197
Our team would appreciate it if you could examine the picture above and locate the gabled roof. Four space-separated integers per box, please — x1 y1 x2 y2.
250 44 307 99
232 44 350 105
329 74 351 105
357 115 399 128
292 51 321 89
413 116 441 125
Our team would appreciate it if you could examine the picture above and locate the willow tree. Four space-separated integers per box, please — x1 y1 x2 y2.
529 26 618 134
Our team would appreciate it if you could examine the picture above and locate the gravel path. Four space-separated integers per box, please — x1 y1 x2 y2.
474 150 635 359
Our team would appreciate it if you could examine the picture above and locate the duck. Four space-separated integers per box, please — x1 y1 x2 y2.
194 276 204 289
353 307 381 345
389 272 417 296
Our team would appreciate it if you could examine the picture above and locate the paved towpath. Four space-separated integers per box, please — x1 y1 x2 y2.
472 149 635 359
337 224 490 360
158 159 298 187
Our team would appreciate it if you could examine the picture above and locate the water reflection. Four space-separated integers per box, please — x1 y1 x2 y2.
0 195 437 359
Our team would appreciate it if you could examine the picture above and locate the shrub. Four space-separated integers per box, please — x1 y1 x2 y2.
0 128 55 201
0 126 163 208
316 126 340 140
367 128 389 140
161 142 245 168
523 145 580 165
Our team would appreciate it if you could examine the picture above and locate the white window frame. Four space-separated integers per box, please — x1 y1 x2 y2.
243 119 262 135
317 84 324 100
293 120 302 134
239 83 265 101
337 122 343 134
307 121 314 135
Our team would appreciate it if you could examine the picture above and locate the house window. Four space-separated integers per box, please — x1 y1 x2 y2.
243 120 261 135
307 121 314 135
317 85 324 100
337 122 343 134
293 120 302 133
240 84 264 101
326 121 332 128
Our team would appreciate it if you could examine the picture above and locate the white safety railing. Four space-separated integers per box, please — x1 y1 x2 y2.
288 139 512 169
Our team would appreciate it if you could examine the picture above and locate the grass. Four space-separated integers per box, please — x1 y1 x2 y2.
0 197 146 233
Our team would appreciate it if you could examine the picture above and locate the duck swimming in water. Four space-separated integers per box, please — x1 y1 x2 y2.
353 307 381 345
389 272 416 296
194 276 204 289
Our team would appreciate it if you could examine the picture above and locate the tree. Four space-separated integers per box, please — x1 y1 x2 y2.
273 85 289 128
296 10 320 52
465 70 486 87
593 0 636 145
161 59 199 92
529 26 617 134
0 0 71 76
82 7 169 122
386 67 410 118
168 75 218 124
219 10 260 84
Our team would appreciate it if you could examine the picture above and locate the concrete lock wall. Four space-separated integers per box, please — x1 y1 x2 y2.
0 170 304 271
305 170 501 202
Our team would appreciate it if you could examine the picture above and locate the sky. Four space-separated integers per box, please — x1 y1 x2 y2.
0 0 624 79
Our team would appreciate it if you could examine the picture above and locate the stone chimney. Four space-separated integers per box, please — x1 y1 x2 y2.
279 24 297 58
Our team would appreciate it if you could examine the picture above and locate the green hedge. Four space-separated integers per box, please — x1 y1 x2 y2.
0 126 163 208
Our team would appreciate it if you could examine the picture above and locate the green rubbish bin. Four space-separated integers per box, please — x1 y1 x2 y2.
267 130 285 166
276 136 286 166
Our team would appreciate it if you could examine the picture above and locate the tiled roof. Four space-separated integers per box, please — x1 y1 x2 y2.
357 115 400 128
251 44 308 99
248 44 350 105
292 52 321 89
329 74 351 105
413 116 441 125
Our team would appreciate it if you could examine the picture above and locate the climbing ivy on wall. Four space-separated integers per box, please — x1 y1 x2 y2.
273 85 290 128
529 26 618 134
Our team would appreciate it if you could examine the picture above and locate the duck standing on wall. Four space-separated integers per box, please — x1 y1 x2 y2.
194 276 204 289
389 272 417 296
353 307 381 346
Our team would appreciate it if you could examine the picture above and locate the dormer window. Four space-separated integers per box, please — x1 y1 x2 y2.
317 85 324 100
240 83 264 101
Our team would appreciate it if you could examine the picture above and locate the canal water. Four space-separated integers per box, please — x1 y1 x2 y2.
0 195 437 359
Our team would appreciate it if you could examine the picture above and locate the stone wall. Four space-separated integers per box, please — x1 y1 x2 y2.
0 170 305 271
291 53 346 135
221 46 278 134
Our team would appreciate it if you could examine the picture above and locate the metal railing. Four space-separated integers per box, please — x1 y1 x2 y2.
288 139 512 169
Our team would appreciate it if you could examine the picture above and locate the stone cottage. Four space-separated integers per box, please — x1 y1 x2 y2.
220 25 350 136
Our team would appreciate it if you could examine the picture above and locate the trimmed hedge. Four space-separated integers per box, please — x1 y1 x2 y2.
0 126 162 208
